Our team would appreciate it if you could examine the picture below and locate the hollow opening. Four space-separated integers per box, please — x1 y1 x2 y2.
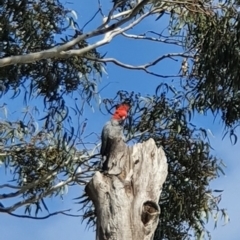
141 201 159 225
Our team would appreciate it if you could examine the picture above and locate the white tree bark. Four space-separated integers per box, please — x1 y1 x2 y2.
86 138 168 240
0 0 152 68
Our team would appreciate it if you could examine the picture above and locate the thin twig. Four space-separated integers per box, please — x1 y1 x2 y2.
1 208 82 219
81 9 101 31
0 184 21 190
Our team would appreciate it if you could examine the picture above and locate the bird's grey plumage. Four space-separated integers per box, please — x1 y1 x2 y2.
100 102 130 171
100 119 125 170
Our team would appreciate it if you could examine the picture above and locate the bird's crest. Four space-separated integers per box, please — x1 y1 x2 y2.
112 103 130 120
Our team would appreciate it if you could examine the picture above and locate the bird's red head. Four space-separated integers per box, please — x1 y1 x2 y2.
112 103 130 120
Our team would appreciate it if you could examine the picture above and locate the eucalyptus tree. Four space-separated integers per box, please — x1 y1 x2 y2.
1 0 237 239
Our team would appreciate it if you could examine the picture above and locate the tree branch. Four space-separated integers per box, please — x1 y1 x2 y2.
0 168 58 200
99 0 150 29
85 52 192 78
121 32 183 46
0 172 87 212
0 141 98 201
0 0 154 68
0 171 88 201
58 10 153 57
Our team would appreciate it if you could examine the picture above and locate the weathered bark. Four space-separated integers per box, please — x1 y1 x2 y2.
86 138 168 240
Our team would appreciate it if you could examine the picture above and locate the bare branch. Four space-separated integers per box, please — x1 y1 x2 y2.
100 1 123 28
85 52 193 78
144 70 182 78
0 0 154 68
122 32 183 46
57 10 153 57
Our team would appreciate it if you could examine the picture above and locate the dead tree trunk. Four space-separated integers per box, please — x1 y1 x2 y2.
86 138 168 240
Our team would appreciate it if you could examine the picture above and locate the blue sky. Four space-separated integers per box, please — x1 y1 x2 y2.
1 1 240 239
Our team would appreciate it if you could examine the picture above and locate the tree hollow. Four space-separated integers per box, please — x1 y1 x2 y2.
86 138 168 240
